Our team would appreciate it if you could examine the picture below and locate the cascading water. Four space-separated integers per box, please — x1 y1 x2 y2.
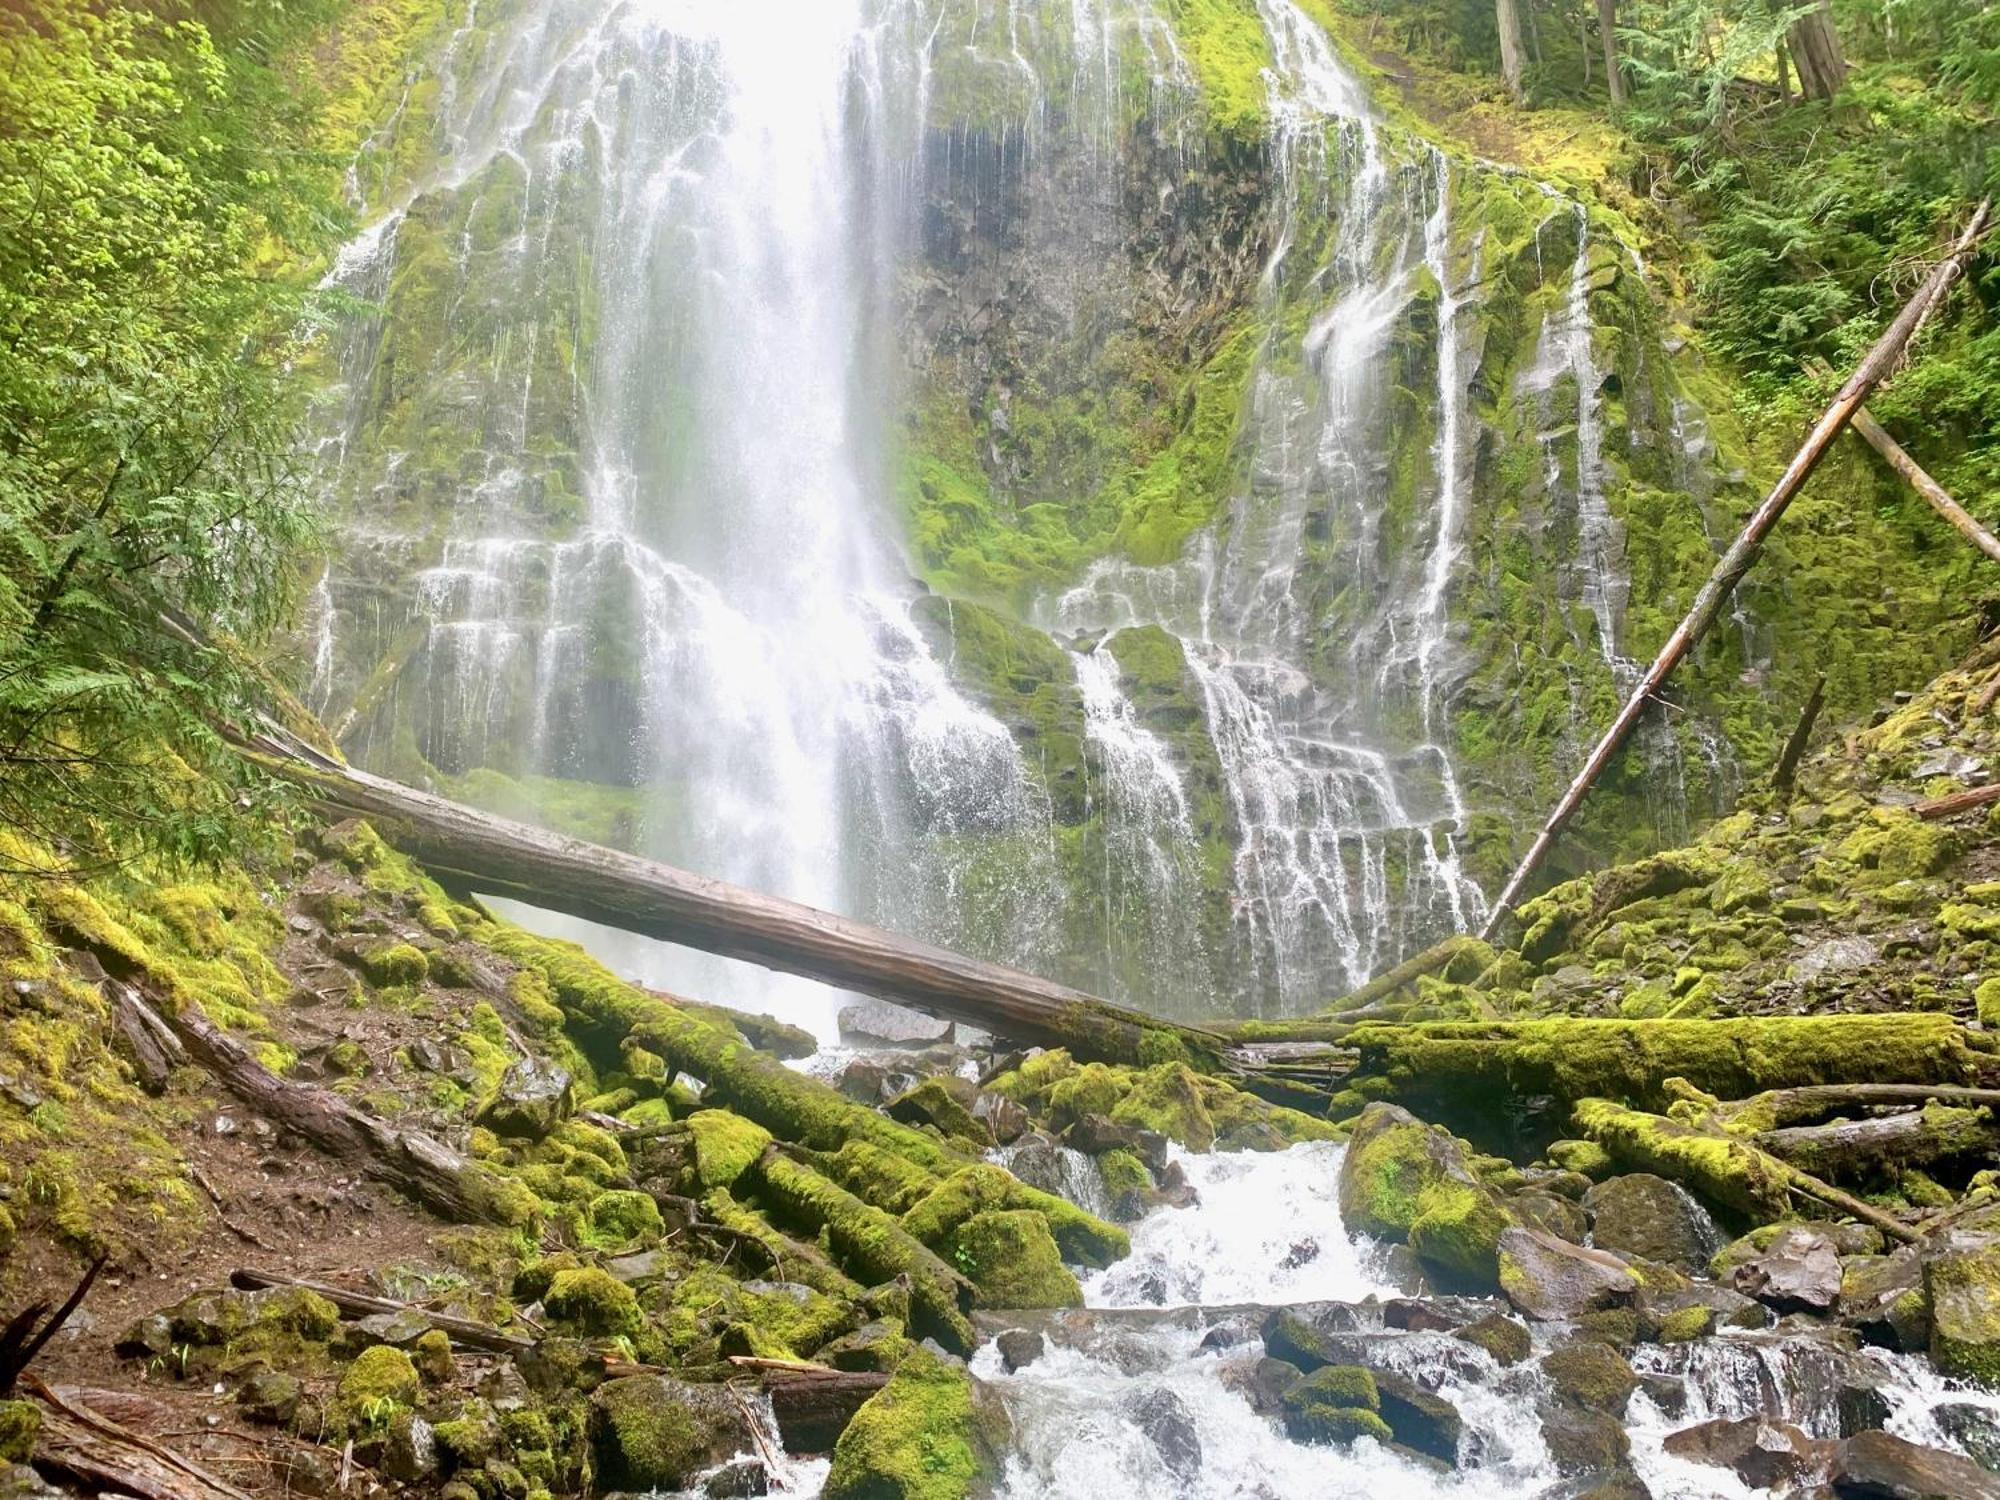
1044 12 1488 1007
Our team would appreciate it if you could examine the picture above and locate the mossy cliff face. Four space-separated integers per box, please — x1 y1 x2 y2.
303 0 1983 1027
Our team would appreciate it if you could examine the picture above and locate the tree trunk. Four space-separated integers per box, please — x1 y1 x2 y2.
240 733 1227 1071
1776 40 1793 103
1480 200 1991 934
1848 405 2000 564
1771 675 1826 795
1755 1106 2000 1181
1496 0 1527 101
731 1361 888 1454
1596 0 1626 105
1788 0 1848 100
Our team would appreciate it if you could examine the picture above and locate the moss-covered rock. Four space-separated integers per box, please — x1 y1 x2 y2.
824 1346 994 1500
902 1163 1129 1270
1539 1342 1638 1415
950 1210 1082 1309
587 1376 750 1492
412 1328 454 1384
587 1189 663 1246
1280 1362 1391 1446
1451 1312 1532 1365
543 1267 641 1337
1336 1103 1516 1286
1109 1062 1216 1151
1927 1233 2000 1387
338 1344 421 1425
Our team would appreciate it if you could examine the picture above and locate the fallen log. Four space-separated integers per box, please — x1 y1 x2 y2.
1317 936 1488 1014
1573 1098 1919 1243
228 1268 533 1353
747 1145 976 1355
96 978 532 1228
1915 781 2000 820
1704 1082 2000 1133
26 1377 254 1500
1755 1103 2000 1181
233 723 1226 1070
1342 1015 1995 1118
728 1358 888 1454
1809 363 2000 566
1482 199 1992 936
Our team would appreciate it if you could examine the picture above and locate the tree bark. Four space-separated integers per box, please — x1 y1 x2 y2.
1848 405 2000 564
1756 1106 2000 1181
1776 40 1793 104
1772 675 1826 795
236 733 1227 1070
1496 0 1527 101
1596 0 1626 105
1481 200 1991 936
730 1361 888 1454
1788 1 1848 100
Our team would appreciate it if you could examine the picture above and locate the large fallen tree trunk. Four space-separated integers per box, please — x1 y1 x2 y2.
1482 199 1992 936
236 725 1224 1070
727 1359 888 1453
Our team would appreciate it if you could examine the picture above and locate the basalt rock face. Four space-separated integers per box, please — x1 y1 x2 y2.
299 0 1978 1028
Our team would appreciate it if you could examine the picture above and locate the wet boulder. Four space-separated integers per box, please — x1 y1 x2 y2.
971 1091 1029 1145
1127 1388 1203 1480
1512 1188 1589 1244
588 1376 753 1492
1830 1428 2000 1498
1451 1312 1533 1366
475 1057 574 1141
1540 1404 1631 1475
886 1075 992 1149
1925 1232 2000 1385
1729 1225 1844 1312
1838 1249 1930 1350
994 1328 1044 1374
951 1210 1081 1309
1539 1342 1637 1417
1374 1370 1462 1464
1582 1173 1721 1273
1498 1225 1638 1321
1663 1416 1829 1490
1338 1103 1517 1287
1936 1403 2000 1472
1280 1365 1389 1446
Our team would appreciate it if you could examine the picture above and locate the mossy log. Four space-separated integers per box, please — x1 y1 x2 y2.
746 1146 976 1355
1755 1105 2000 1180
699 1190 867 1302
247 736 1225 1068
1707 1083 2000 1133
730 1361 889 1454
116 981 535 1228
1346 1016 1994 1117
1574 1098 1918 1242
228 1268 533 1353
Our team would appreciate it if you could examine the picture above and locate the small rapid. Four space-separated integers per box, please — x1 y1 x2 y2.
961 1142 2000 1499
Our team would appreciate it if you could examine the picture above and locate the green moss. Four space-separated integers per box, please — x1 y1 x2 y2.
257 1286 341 1341
949 1210 1082 1309
338 1345 420 1417
1927 1237 2000 1387
412 1328 454 1384
0 1401 40 1463
1097 1148 1155 1220
1452 1313 1532 1365
1657 1306 1716 1343
902 1163 1129 1269
588 1189 664 1247
543 1267 641 1337
1337 1104 1515 1286
824 1346 989 1500
685 1110 774 1191
1110 1062 1216 1150
1166 0 1275 139
357 941 429 988
588 1376 725 1492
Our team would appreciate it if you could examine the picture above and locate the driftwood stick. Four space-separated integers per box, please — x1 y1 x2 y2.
26 1376 257 1500
228 1268 533 1353
1915 781 2000 820
1772 674 1826 795
1973 665 2000 716
1483 199 1992 937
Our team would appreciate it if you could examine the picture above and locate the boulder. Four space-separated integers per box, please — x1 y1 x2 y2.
1498 1225 1639 1321
951 1211 1081 1309
838 1001 952 1046
1663 1416 1829 1490
1280 1365 1388 1447
1338 1103 1517 1287
1513 1189 1589 1244
995 1328 1044 1374
886 1075 992 1148
1937 1403 2000 1472
1831 1428 2000 1498
1539 1342 1637 1417
588 1376 752 1493
1127 1389 1203 1480
1582 1173 1721 1273
474 1057 573 1141
1729 1226 1844 1312
1452 1312 1533 1366
972 1092 1029 1145
1540 1404 1630 1474
1925 1232 2000 1385
1375 1370 1462 1465
1838 1250 1930 1351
